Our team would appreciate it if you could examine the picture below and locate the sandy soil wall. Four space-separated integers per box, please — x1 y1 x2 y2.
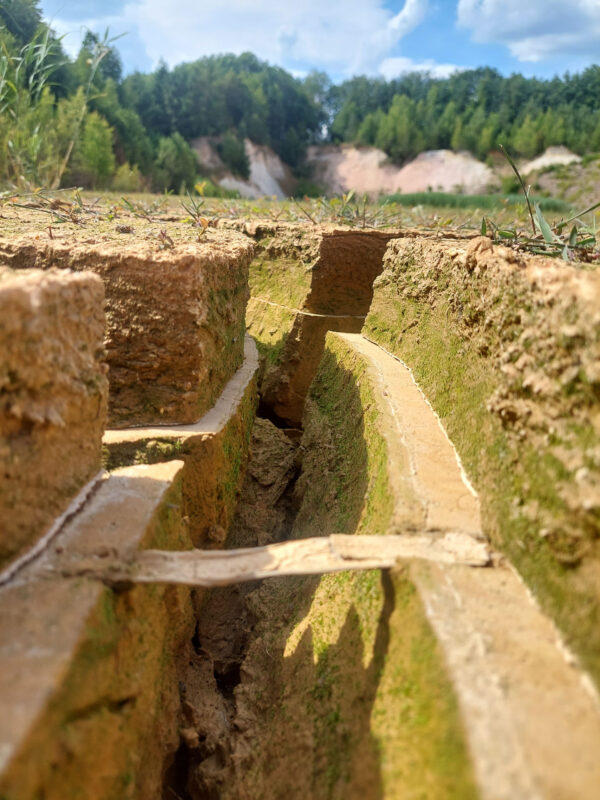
0 266 107 571
104 336 260 547
0 228 253 427
0 463 195 800
364 236 600 684
176 333 478 799
233 222 396 424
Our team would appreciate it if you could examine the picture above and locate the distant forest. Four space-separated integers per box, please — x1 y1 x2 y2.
2 0 600 192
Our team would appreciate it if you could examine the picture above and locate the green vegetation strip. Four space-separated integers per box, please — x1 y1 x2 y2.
381 191 571 213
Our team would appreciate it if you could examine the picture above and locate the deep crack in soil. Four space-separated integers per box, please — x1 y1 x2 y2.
162 418 305 799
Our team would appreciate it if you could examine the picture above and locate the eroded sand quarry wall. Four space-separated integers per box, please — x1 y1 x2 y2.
0 226 259 799
364 236 600 685
0 226 253 426
1 217 600 800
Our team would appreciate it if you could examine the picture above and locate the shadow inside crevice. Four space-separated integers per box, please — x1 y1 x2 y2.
252 230 397 427
162 351 394 799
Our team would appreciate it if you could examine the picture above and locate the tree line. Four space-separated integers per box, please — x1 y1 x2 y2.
1 0 599 193
0 0 323 191
324 67 600 163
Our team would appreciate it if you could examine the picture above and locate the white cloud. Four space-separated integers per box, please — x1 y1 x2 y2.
120 0 428 75
43 0 452 78
41 0 127 21
457 0 600 62
379 56 463 79
40 4 153 72
389 0 428 37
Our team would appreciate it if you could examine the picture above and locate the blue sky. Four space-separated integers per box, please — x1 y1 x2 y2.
38 0 600 81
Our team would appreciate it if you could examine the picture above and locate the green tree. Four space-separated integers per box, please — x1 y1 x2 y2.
437 101 458 148
218 131 249 178
0 0 41 46
375 95 422 163
357 110 383 146
450 118 464 152
478 113 500 158
590 114 600 152
91 78 153 172
513 114 540 158
462 105 487 156
112 161 144 192
76 111 115 187
152 132 198 192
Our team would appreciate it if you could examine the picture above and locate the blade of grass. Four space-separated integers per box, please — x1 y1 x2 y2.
499 143 536 236
534 203 556 244
293 198 316 224
559 200 600 227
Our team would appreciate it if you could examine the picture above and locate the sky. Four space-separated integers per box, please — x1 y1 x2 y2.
38 0 600 82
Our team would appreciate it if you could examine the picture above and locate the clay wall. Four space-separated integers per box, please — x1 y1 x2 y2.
0 266 107 571
0 226 259 798
0 227 254 426
364 235 600 683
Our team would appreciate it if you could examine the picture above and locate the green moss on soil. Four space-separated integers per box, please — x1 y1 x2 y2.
248 333 478 799
248 228 319 311
246 298 296 370
372 572 478 799
296 334 393 537
364 248 600 686
249 254 313 310
103 438 184 470
0 473 195 800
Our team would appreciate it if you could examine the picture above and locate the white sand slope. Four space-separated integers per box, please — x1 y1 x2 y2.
521 146 581 176
307 145 499 197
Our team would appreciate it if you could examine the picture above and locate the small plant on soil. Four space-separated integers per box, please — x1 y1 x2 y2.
121 193 171 221
0 186 107 224
479 146 600 262
180 191 210 236
156 227 174 249
293 191 393 228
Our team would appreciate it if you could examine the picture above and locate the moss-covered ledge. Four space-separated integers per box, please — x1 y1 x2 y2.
364 236 600 687
0 462 194 800
274 331 600 800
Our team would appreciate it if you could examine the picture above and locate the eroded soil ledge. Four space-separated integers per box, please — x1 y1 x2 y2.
164 412 477 800
2 215 600 800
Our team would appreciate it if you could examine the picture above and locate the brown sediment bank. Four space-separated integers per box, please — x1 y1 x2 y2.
1 215 599 800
